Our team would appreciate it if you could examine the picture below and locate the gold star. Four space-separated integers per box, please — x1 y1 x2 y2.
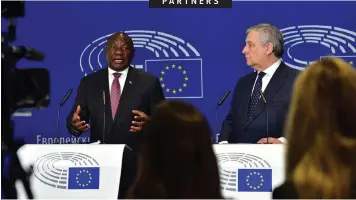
165 66 169 70
161 71 165 75
350 61 354 65
182 70 187 75
161 83 165 88
172 64 176 68
184 77 188 81
166 88 170 92
183 83 187 87
178 65 182 70
179 88 182 92
172 90 176 94
159 77 164 81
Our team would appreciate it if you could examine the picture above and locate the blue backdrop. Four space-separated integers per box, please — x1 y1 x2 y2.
4 1 356 144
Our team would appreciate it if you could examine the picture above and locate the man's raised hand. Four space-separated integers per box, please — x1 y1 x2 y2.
71 105 90 132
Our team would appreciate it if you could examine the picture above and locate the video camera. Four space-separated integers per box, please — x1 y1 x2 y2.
2 2 50 198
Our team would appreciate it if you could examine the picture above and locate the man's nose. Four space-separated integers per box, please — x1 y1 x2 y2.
114 50 123 56
242 46 247 54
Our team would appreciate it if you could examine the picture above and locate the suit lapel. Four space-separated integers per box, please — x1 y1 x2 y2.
240 74 257 124
245 63 288 127
112 66 139 125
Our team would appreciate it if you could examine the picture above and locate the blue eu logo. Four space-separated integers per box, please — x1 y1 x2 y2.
238 169 272 192
145 59 203 98
68 167 100 189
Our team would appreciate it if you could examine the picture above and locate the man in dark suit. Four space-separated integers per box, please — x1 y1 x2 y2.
219 23 299 144
66 32 165 198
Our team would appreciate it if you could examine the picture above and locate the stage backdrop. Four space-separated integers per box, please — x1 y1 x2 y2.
4 1 356 144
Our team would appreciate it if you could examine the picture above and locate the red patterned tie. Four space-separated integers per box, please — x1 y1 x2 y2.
111 72 121 119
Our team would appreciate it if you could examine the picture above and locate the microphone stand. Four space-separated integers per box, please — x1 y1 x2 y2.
102 90 106 144
55 89 73 144
215 105 220 144
260 90 269 144
55 108 61 144
266 104 269 144
215 90 231 143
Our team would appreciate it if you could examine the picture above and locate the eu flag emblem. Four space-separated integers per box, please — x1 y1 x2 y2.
145 59 203 98
68 167 100 189
238 169 272 192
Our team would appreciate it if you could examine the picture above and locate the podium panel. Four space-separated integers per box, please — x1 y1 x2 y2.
213 144 285 200
16 144 125 199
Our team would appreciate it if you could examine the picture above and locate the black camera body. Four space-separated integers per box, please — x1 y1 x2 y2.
2 2 51 199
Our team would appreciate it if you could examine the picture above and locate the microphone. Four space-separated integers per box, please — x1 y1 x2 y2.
217 90 231 107
9 45 45 61
102 90 106 144
259 90 269 144
215 90 231 143
56 89 73 144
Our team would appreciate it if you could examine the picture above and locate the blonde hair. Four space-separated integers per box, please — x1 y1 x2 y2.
285 57 356 199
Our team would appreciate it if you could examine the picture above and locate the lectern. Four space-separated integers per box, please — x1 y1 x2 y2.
16 144 126 199
16 143 286 200
213 144 286 200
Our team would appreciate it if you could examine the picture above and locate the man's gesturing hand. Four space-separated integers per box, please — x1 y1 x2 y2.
130 110 149 132
71 105 90 132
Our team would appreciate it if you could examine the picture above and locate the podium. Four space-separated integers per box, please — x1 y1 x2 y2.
16 144 285 199
213 144 286 200
16 144 126 199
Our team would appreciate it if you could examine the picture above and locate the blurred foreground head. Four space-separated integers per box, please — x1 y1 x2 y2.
285 57 356 199
128 100 222 199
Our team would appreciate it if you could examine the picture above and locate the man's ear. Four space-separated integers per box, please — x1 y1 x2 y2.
265 42 274 55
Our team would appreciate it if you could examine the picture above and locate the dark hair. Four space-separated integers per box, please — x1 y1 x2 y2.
127 100 222 199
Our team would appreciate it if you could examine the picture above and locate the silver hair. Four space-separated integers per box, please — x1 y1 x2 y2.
246 23 284 58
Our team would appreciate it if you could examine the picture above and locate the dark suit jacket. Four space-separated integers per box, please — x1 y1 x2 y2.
66 66 165 151
219 63 299 143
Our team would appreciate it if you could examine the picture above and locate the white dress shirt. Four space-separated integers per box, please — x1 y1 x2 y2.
252 59 281 94
108 67 129 94
219 59 287 144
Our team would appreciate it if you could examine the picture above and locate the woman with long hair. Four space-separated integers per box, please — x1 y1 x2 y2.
126 100 222 199
273 57 356 199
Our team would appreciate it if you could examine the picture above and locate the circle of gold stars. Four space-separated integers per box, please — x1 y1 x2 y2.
159 64 188 95
245 171 264 190
76 170 92 187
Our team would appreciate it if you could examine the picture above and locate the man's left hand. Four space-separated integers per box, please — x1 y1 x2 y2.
257 137 283 144
130 110 150 132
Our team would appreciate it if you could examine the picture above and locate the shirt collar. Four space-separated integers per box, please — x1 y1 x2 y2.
108 66 129 77
260 59 281 77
